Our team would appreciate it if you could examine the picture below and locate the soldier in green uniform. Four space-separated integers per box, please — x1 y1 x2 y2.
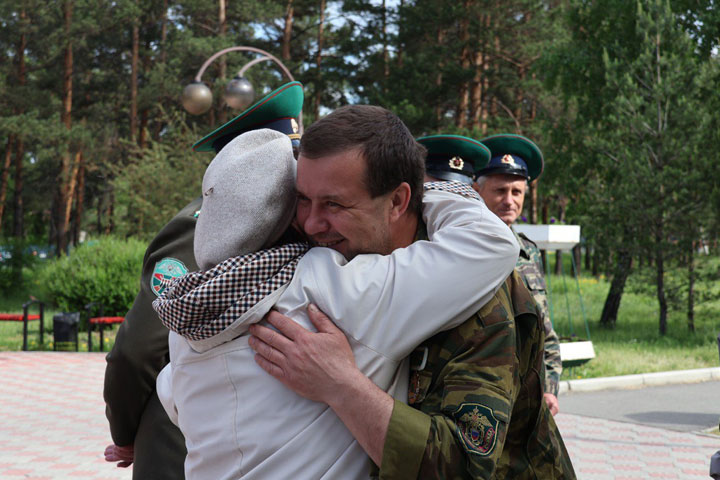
473 133 563 416
102 81 304 478
249 118 575 478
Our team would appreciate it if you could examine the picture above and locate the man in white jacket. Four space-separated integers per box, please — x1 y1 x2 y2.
155 107 519 479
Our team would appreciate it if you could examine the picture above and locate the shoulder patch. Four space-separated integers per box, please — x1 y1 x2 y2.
453 403 499 456
151 258 188 297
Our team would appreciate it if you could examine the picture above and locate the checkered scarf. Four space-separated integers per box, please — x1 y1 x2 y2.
153 242 309 340
152 181 478 341
423 180 481 201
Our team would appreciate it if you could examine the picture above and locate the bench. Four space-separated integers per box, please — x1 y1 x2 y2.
85 302 124 352
0 300 45 351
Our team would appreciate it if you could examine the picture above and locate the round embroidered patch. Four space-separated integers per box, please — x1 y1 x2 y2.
151 258 188 297
453 403 499 456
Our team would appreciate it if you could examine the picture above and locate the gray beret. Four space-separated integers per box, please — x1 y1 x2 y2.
194 129 297 270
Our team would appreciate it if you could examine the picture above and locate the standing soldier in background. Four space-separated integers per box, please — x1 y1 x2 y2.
102 82 304 478
473 133 563 415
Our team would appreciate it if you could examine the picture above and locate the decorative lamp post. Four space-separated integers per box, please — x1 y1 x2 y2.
182 46 296 117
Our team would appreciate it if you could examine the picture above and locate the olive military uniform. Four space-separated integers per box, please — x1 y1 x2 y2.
104 197 200 479
514 230 562 396
380 271 575 479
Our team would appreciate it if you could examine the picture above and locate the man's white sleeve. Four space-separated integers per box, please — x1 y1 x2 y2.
301 188 519 360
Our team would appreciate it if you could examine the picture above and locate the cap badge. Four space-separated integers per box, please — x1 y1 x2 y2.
291 118 299 134
501 154 516 166
449 156 465 170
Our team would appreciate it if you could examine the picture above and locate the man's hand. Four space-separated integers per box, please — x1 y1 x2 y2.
544 393 559 416
249 304 393 466
249 304 360 406
104 443 134 468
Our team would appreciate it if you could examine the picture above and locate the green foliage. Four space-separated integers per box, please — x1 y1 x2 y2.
111 108 209 239
0 238 42 293
34 236 144 316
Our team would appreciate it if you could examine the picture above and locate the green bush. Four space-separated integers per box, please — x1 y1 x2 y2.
34 236 145 316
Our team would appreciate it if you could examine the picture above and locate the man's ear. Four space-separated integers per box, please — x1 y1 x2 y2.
388 182 412 222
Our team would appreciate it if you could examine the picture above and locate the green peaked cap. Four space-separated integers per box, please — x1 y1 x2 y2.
477 133 544 181
417 134 491 185
192 81 304 153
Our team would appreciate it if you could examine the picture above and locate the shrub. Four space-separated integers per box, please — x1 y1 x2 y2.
34 236 145 316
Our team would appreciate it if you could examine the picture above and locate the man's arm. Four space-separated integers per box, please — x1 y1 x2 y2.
251 293 520 477
250 305 393 465
300 186 519 360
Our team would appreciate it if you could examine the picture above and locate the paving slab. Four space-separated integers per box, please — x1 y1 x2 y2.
1 351 719 479
0 352 132 479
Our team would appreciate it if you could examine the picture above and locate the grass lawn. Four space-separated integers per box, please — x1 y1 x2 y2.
548 272 720 379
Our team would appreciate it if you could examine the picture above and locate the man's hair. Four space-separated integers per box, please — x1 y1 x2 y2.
299 105 426 213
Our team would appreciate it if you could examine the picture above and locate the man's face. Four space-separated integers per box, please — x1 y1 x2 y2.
474 174 526 226
295 148 394 259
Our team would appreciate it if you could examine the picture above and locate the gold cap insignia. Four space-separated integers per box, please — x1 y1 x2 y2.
291 118 299 134
501 154 516 165
449 156 464 170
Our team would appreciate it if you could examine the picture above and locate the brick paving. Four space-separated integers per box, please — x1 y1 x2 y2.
1 351 719 479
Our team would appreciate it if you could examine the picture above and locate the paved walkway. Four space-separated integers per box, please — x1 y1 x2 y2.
1 351 718 479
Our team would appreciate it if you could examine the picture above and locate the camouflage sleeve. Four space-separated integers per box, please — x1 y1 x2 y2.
380 308 519 479
103 197 200 446
517 234 562 397
543 318 562 396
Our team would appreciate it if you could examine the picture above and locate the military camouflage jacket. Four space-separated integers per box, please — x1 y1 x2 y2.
380 272 575 479
513 229 562 396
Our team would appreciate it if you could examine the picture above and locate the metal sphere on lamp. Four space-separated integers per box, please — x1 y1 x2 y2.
181 81 213 115
224 76 255 110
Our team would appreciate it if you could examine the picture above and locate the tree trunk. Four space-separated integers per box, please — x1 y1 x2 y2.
62 151 81 240
470 49 483 130
572 244 581 276
655 225 668 335
396 0 404 68
382 0 389 94
599 249 632 327
0 135 15 232
592 247 599 277
456 1 471 129
12 137 24 238
313 0 326 120
514 64 525 126
160 0 168 65
104 187 115 235
72 151 85 245
130 3 139 143
57 0 74 255
480 14 491 134
687 240 695 332
282 0 294 61
541 199 549 272
554 196 567 275
434 28 445 125
217 0 227 124
585 241 591 272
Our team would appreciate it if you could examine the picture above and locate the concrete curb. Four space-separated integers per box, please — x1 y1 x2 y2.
559 366 720 394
